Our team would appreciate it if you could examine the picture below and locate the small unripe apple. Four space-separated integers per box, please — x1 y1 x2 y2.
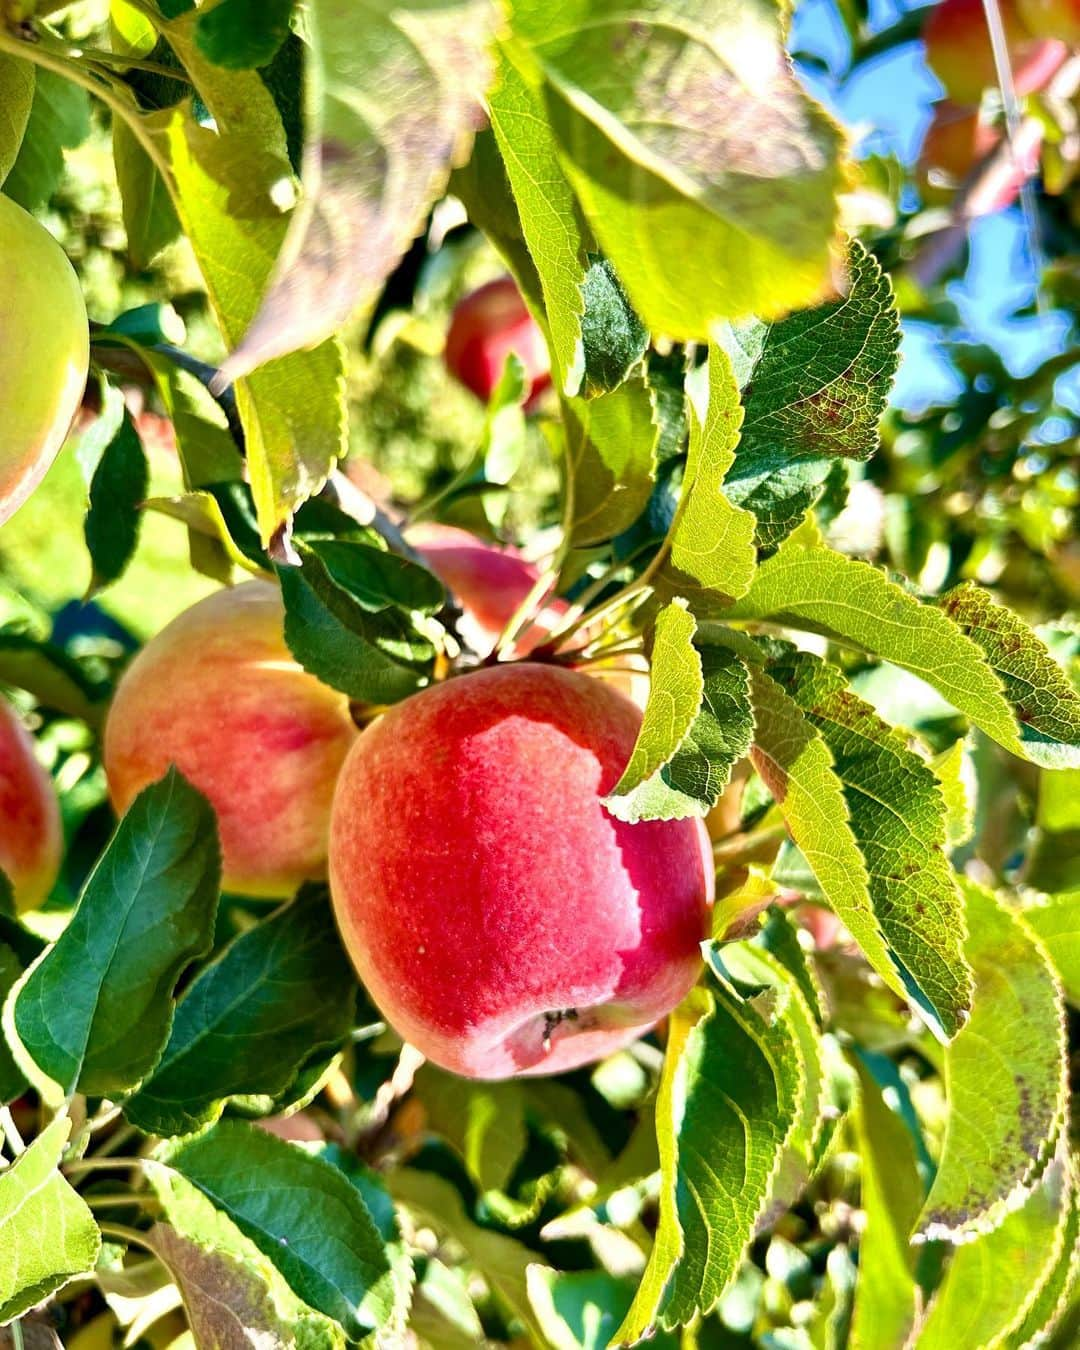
0 699 61 914
329 664 713 1080
407 522 568 657
924 0 1066 104
104 581 358 897
444 278 551 406
1018 0 1080 45
0 195 89 526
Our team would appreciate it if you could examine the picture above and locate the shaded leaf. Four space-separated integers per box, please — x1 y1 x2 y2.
125 886 357 1137
113 121 181 269
153 1120 396 1341
564 374 657 548
579 255 648 398
0 1118 100 1323
529 1268 678 1350
7 769 220 1101
195 0 293 69
618 983 803 1339
278 548 434 704
0 631 107 726
506 0 846 337
915 880 1068 1241
219 0 495 380
720 242 900 551
3 67 89 210
84 411 149 597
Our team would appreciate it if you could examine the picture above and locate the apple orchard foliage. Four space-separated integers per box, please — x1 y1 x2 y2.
0 0 1078 1346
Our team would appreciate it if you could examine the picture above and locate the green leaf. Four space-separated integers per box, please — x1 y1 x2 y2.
849 1056 923 1350
748 665 906 1007
488 46 587 395
915 880 1068 1241
302 538 444 616
0 944 26 1105
218 0 496 381
654 345 756 610
726 541 1035 762
112 121 181 270
1000 1158 1080 1349
505 0 846 337
390 1167 549 1345
720 242 900 551
278 549 434 704
146 29 346 546
125 886 357 1137
939 582 1080 769
7 768 220 1101
0 1118 101 1323
763 644 972 1040
579 255 648 398
604 600 701 809
0 55 33 186
83 410 149 597
146 1167 345 1348
529 1269 679 1350
606 608 754 823
153 1120 396 1340
563 373 658 547
1022 892 1080 1007
412 1067 528 1199
3 67 89 210
618 983 803 1340
915 1148 1076 1349
195 0 293 69
932 738 974 848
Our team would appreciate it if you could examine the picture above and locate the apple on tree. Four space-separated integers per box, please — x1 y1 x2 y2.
407 520 568 657
444 276 551 407
924 0 1066 105
328 663 714 1080
0 195 89 526
104 580 358 897
1018 0 1080 44
0 697 62 914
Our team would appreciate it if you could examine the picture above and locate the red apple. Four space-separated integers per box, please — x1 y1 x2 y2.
407 522 568 657
1018 0 1080 44
329 664 713 1079
444 278 551 407
0 699 61 913
924 0 1066 104
919 101 1002 189
104 581 358 897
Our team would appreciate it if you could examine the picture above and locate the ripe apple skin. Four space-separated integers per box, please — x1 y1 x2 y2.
104 581 357 897
924 0 1066 104
444 278 551 407
0 699 62 913
0 196 89 526
407 522 568 657
919 102 1001 189
329 663 714 1080
1018 0 1080 44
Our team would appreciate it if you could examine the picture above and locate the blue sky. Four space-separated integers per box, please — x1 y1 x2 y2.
791 0 1079 418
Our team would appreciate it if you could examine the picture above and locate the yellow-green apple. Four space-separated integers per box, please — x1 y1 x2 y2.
924 0 1066 103
104 581 357 897
0 195 89 525
0 698 61 913
444 277 551 407
328 663 713 1080
407 521 569 657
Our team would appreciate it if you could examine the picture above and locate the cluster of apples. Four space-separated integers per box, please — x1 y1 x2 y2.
0 259 710 1079
100 526 712 1080
919 0 1076 207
